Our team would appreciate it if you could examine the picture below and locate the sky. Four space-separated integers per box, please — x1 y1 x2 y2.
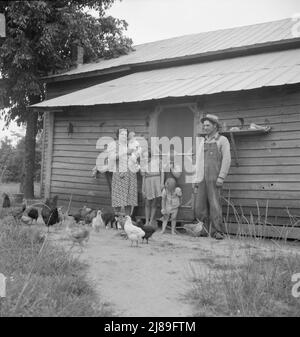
107 0 300 45
1 0 300 144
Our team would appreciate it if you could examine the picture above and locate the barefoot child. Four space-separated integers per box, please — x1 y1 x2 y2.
161 177 182 235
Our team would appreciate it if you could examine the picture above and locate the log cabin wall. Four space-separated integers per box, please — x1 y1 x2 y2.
47 105 150 211
201 86 300 226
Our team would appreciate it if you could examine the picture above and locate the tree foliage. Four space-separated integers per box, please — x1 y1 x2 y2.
0 0 132 198
0 0 132 125
0 135 42 183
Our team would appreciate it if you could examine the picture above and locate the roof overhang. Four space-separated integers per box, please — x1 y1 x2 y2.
31 48 300 110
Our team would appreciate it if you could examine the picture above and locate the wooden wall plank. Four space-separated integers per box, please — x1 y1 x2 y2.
224 223 300 240
52 157 98 165
51 173 108 185
221 206 300 221
226 174 300 182
223 182 300 191
222 190 300 200
220 196 300 208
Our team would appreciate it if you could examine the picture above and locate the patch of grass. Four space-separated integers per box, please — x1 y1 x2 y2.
185 197 300 316
0 218 112 317
190 249 300 317
160 241 175 247
191 257 215 265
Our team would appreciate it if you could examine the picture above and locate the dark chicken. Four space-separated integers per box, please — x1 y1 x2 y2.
27 208 39 222
73 206 94 224
135 219 155 244
84 209 97 225
102 211 117 229
2 193 11 208
42 195 60 231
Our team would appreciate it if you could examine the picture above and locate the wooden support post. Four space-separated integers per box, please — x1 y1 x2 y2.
44 111 55 198
39 110 46 198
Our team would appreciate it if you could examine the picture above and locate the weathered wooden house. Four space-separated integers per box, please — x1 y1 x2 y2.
32 18 300 238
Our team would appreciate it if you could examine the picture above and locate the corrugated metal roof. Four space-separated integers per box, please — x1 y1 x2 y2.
33 48 300 108
46 18 299 79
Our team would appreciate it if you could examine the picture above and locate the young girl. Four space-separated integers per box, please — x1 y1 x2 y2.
141 147 164 226
161 177 182 235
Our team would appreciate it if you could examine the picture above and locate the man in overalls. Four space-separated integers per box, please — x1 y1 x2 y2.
194 114 231 240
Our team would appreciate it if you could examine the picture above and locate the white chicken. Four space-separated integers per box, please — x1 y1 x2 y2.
36 208 46 226
124 215 145 247
20 214 34 226
92 210 104 232
57 207 64 226
63 212 77 233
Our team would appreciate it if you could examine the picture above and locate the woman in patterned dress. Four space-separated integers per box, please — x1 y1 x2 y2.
109 128 138 215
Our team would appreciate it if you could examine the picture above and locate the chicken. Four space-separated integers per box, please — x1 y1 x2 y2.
135 219 156 244
124 215 145 247
36 208 46 226
115 214 127 237
66 222 90 251
92 210 104 232
184 220 205 237
27 208 39 223
84 209 97 225
21 214 34 226
73 206 94 224
10 201 27 221
22 207 45 226
70 228 90 245
57 207 64 225
2 193 11 208
101 210 117 229
62 212 76 230
41 195 60 232
20 207 39 226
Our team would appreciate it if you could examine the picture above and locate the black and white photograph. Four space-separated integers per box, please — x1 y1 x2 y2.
1 0 300 322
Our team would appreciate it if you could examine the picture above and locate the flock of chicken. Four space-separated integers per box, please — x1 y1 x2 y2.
2 193 156 248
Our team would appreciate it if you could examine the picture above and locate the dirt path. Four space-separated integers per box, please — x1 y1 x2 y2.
51 226 299 317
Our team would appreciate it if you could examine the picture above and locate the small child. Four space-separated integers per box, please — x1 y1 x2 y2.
128 131 142 156
128 131 141 174
160 177 182 235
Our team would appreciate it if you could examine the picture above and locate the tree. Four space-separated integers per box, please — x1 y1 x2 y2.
0 0 132 198
0 134 41 184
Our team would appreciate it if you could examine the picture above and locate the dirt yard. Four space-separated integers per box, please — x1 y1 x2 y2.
49 225 300 317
